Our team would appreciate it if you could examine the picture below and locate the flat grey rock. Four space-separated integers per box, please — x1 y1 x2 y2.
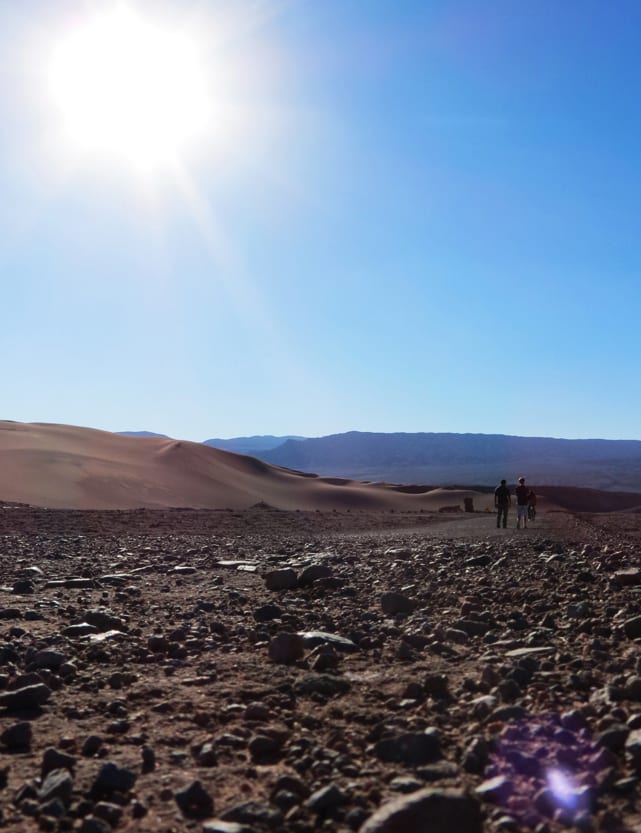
98 574 135 585
504 646 555 657
488 705 529 722
88 629 127 643
298 631 358 652
39 768 73 806
203 822 252 833
62 623 98 637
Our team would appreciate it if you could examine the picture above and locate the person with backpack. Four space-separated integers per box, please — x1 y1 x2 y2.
494 479 511 528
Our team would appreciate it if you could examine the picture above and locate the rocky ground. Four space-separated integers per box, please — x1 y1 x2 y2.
1 504 641 833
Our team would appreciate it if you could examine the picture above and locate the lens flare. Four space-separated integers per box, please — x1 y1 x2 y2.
546 768 578 811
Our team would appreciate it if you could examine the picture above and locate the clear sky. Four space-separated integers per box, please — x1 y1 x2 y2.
2 0 640 442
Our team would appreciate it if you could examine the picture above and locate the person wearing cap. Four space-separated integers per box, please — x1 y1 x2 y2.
494 479 511 528
515 477 529 529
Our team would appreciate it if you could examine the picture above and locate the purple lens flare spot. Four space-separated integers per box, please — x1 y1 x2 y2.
546 768 578 811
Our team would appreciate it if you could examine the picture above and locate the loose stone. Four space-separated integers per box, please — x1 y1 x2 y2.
174 780 214 818
38 768 74 806
298 564 332 586
0 683 51 710
305 783 346 814
268 632 305 664
90 762 136 798
0 721 32 750
381 592 418 615
358 787 483 833
264 569 297 591
373 729 441 766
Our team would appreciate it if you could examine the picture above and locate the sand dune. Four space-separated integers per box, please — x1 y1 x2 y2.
0 421 496 511
2 421 639 513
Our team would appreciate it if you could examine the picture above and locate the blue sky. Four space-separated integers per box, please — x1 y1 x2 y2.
2 0 640 441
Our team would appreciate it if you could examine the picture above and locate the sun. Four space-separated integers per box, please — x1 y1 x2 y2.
49 6 212 169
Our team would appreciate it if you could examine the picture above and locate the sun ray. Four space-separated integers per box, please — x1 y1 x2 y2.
166 159 340 415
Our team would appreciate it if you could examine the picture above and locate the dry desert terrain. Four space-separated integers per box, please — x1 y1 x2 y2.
2 422 641 832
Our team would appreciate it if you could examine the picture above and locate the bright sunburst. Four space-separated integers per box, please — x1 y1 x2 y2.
49 6 211 169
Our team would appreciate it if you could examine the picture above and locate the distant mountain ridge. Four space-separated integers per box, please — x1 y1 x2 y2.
258 431 641 492
119 429 641 492
203 435 305 455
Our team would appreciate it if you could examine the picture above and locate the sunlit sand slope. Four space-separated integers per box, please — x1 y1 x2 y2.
0 421 496 511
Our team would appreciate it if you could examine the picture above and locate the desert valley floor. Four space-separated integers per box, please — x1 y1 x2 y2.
2 504 641 833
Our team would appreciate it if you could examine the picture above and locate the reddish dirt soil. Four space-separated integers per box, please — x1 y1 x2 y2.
1 505 641 833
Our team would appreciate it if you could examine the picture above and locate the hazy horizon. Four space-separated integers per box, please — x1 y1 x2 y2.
91 424 641 444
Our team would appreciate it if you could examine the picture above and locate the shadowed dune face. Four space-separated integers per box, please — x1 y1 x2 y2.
0 421 497 511
536 486 641 513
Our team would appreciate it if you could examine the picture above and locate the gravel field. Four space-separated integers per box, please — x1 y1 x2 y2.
1 505 641 833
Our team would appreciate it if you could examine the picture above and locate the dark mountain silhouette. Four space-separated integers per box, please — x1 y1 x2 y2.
259 431 641 492
204 435 305 455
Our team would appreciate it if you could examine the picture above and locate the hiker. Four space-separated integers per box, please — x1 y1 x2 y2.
527 489 537 521
494 479 511 528
515 477 529 529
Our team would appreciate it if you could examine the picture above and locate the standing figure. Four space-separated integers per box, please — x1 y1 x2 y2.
494 479 511 529
515 477 529 529
527 489 537 521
